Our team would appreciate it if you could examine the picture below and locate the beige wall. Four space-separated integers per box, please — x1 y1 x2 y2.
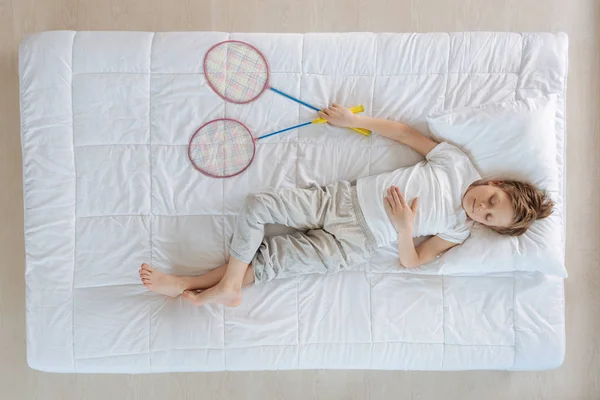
1 0 598 399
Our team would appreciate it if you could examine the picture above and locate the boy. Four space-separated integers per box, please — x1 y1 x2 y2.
139 104 554 307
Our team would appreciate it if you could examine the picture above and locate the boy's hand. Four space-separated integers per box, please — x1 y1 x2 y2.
384 186 419 234
318 104 357 128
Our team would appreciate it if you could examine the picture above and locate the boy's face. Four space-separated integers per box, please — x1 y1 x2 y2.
463 182 515 228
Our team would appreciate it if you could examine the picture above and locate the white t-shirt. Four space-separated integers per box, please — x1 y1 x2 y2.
356 142 481 246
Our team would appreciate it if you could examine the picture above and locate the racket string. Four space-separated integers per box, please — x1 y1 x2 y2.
205 41 269 103
226 44 263 101
189 119 255 177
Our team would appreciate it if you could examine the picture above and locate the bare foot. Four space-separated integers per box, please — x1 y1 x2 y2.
182 282 242 307
139 264 186 297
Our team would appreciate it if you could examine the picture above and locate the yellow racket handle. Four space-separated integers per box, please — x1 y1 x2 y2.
352 128 371 136
313 105 371 136
312 105 364 123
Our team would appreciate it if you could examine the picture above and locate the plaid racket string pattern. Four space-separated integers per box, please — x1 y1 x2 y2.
188 119 256 178
204 41 269 103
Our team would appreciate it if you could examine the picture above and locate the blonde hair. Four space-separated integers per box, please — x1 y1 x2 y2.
491 180 554 236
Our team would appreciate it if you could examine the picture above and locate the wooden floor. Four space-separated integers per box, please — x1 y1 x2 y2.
1 0 599 399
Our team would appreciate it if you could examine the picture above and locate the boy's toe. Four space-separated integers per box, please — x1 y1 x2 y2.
141 263 154 272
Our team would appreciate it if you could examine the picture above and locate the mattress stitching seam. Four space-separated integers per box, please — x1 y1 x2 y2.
369 35 378 150
223 31 232 370
223 342 518 348
512 271 517 368
511 35 525 369
441 275 446 369
560 34 568 257
367 35 378 366
559 34 568 354
440 32 451 369
296 34 306 370
148 32 156 371
69 71 520 77
72 341 518 360
514 33 525 101
70 142 402 148
71 31 77 371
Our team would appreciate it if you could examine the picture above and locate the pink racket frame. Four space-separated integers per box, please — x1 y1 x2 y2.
203 40 272 105
187 118 257 178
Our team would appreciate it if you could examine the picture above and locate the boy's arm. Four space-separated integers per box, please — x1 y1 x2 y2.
319 104 438 157
385 186 458 268
398 235 457 269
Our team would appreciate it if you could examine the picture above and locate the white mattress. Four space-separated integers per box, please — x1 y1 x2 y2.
19 31 568 373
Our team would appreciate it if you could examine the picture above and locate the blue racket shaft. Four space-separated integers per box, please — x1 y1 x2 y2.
268 87 320 112
257 121 313 140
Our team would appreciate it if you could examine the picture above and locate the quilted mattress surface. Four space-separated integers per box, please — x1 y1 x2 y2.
19 31 567 373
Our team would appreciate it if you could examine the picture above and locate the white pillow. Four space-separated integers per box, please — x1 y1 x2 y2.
427 95 567 277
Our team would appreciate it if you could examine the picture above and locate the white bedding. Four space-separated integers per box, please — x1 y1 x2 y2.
19 31 568 373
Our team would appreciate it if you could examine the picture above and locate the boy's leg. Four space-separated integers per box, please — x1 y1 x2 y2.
183 226 357 305
252 228 357 283
139 263 256 296
180 182 362 305
229 186 332 267
196 186 335 306
182 264 256 289
252 183 375 283
181 257 249 306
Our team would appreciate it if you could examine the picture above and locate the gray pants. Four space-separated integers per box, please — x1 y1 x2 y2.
229 181 377 284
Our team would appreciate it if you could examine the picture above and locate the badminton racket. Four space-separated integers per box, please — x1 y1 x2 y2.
188 105 366 178
203 40 370 136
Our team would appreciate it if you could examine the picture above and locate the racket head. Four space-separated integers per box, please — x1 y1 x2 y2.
203 40 270 104
188 118 256 178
